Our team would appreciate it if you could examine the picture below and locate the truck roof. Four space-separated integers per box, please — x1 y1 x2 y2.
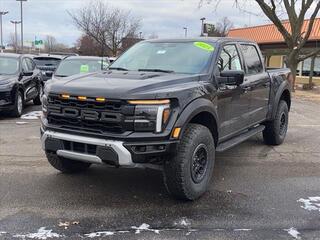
146 37 256 44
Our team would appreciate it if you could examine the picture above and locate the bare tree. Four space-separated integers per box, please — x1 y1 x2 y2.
76 34 102 56
207 17 234 37
201 0 320 90
68 0 141 56
8 33 18 52
44 35 57 52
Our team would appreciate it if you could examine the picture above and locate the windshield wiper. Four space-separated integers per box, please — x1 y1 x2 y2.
108 67 128 71
54 74 68 77
138 68 174 73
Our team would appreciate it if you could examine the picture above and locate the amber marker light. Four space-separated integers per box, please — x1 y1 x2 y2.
128 99 170 105
78 96 87 101
96 97 106 102
61 94 70 99
172 127 181 139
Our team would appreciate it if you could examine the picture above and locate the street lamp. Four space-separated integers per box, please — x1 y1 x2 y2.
200 17 206 37
183 27 188 38
16 0 27 53
10 20 21 53
0 11 9 52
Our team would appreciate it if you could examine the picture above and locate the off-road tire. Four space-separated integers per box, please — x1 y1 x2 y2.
263 100 289 145
164 123 215 201
46 151 91 173
33 84 43 105
11 91 24 117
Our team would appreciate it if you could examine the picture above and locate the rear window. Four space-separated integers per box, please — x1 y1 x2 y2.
33 57 61 67
241 44 263 74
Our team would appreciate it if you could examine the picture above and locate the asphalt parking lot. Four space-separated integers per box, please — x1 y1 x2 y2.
0 98 319 240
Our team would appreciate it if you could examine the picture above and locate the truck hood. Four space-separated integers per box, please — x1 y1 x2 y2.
46 71 203 99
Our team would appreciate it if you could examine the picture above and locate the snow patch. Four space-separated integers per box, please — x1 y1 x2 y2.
16 121 28 125
131 223 160 234
84 231 114 238
174 217 191 227
234 229 252 231
298 196 320 212
284 227 301 239
20 111 42 120
13 227 63 239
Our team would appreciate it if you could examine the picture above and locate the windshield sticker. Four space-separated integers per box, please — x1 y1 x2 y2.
194 42 214 52
80 65 89 73
157 50 166 54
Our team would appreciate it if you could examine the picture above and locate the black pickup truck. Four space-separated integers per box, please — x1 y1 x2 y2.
41 38 292 200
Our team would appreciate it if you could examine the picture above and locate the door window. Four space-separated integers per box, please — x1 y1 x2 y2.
26 58 35 71
218 45 242 72
240 44 263 74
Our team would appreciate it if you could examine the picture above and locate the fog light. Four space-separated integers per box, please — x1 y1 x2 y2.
172 127 181 139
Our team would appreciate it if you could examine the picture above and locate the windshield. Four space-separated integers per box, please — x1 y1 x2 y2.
0 57 19 75
111 41 215 74
33 57 61 67
55 59 109 77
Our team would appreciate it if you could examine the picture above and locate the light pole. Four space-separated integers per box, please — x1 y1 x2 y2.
16 0 27 53
200 17 206 37
0 11 9 52
10 20 21 53
183 27 188 38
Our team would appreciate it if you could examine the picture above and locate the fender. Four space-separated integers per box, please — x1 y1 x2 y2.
174 97 219 138
270 80 291 119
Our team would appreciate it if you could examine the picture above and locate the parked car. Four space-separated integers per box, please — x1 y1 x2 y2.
33 54 66 81
41 38 291 200
53 56 110 78
0 53 42 117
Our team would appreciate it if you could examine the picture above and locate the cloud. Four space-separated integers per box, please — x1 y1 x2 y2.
0 0 269 46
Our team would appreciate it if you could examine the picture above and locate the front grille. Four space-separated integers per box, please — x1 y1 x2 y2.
47 94 134 134
63 140 97 155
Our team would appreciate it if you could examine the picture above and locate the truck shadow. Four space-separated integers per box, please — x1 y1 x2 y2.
29 136 267 219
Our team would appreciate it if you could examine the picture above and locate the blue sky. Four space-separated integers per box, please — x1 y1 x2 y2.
0 0 277 47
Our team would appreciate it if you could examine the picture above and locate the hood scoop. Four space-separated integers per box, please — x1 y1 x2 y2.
103 71 161 80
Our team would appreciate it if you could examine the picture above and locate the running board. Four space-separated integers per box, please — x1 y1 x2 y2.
216 125 265 152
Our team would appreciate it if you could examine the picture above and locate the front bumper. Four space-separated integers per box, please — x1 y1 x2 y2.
41 128 177 167
0 90 15 111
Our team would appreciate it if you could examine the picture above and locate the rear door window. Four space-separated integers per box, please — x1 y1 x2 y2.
240 44 263 74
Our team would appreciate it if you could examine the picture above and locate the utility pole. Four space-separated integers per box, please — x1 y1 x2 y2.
0 11 9 52
10 20 21 53
16 0 27 53
200 17 206 37
183 27 188 38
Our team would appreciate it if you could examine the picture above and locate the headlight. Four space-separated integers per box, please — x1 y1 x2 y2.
129 100 171 133
42 94 48 115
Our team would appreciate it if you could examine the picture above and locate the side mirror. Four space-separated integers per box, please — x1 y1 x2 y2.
219 70 244 86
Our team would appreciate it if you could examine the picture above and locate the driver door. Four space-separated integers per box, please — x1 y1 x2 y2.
216 44 251 140
21 57 37 101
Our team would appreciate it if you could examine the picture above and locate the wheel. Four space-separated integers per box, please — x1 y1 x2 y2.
46 151 91 173
33 84 43 105
163 123 215 200
263 100 289 145
11 91 24 117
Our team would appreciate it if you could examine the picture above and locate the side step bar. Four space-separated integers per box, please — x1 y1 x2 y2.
216 125 265 152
